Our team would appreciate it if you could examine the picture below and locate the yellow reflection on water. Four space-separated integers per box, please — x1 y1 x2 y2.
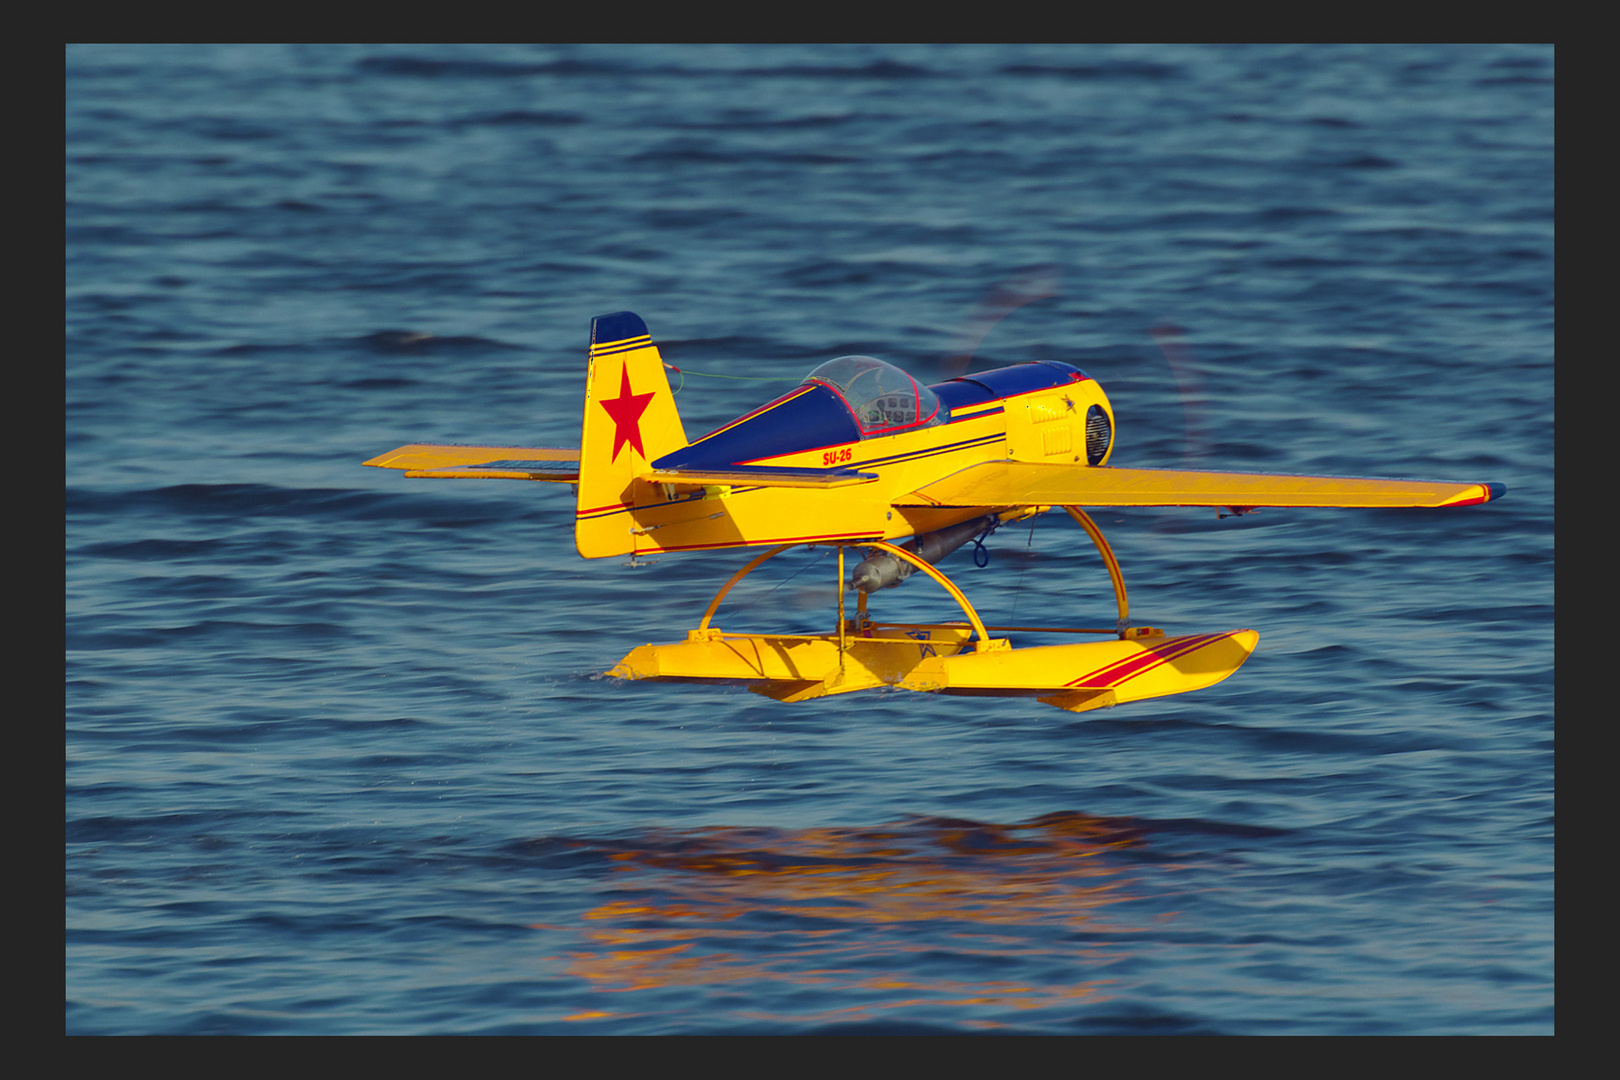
543 811 1163 1027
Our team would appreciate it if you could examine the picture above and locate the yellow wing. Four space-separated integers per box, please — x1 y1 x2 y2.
363 444 580 482
897 461 1504 510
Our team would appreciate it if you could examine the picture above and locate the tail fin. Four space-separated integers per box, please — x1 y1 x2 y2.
575 311 689 558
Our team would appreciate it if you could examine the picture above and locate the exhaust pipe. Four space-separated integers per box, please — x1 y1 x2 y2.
849 515 997 593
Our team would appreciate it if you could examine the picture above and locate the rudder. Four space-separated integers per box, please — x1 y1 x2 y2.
576 311 689 558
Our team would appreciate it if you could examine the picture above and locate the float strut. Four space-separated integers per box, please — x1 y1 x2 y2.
692 539 998 653
837 545 847 664
697 544 794 634
1062 506 1130 637
857 540 996 650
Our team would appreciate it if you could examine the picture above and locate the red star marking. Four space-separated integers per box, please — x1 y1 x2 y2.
599 364 657 462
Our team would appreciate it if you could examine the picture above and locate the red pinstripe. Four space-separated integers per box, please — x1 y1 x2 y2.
1064 632 1237 690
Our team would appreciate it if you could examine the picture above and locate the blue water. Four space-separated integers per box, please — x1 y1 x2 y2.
66 45 1553 1034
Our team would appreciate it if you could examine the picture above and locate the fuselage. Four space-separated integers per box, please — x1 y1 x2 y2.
615 359 1116 555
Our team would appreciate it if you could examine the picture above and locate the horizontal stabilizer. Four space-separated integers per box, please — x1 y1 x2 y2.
639 464 879 489
897 461 1504 510
363 444 580 482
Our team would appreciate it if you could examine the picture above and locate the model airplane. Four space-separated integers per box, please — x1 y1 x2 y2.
365 311 1504 712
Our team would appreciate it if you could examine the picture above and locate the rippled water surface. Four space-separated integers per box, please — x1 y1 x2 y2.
67 44 1552 1033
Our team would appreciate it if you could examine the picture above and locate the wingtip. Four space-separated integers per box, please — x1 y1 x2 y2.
1438 480 1507 507
362 447 409 468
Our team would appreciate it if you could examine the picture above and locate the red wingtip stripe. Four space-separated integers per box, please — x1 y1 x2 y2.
1064 632 1237 690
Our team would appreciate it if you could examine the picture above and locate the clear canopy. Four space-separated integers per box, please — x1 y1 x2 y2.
802 355 943 436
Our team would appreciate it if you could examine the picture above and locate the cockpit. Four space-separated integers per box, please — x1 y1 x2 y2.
652 355 950 473
802 356 945 437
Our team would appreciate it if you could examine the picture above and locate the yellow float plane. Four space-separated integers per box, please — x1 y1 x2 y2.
365 311 1504 712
